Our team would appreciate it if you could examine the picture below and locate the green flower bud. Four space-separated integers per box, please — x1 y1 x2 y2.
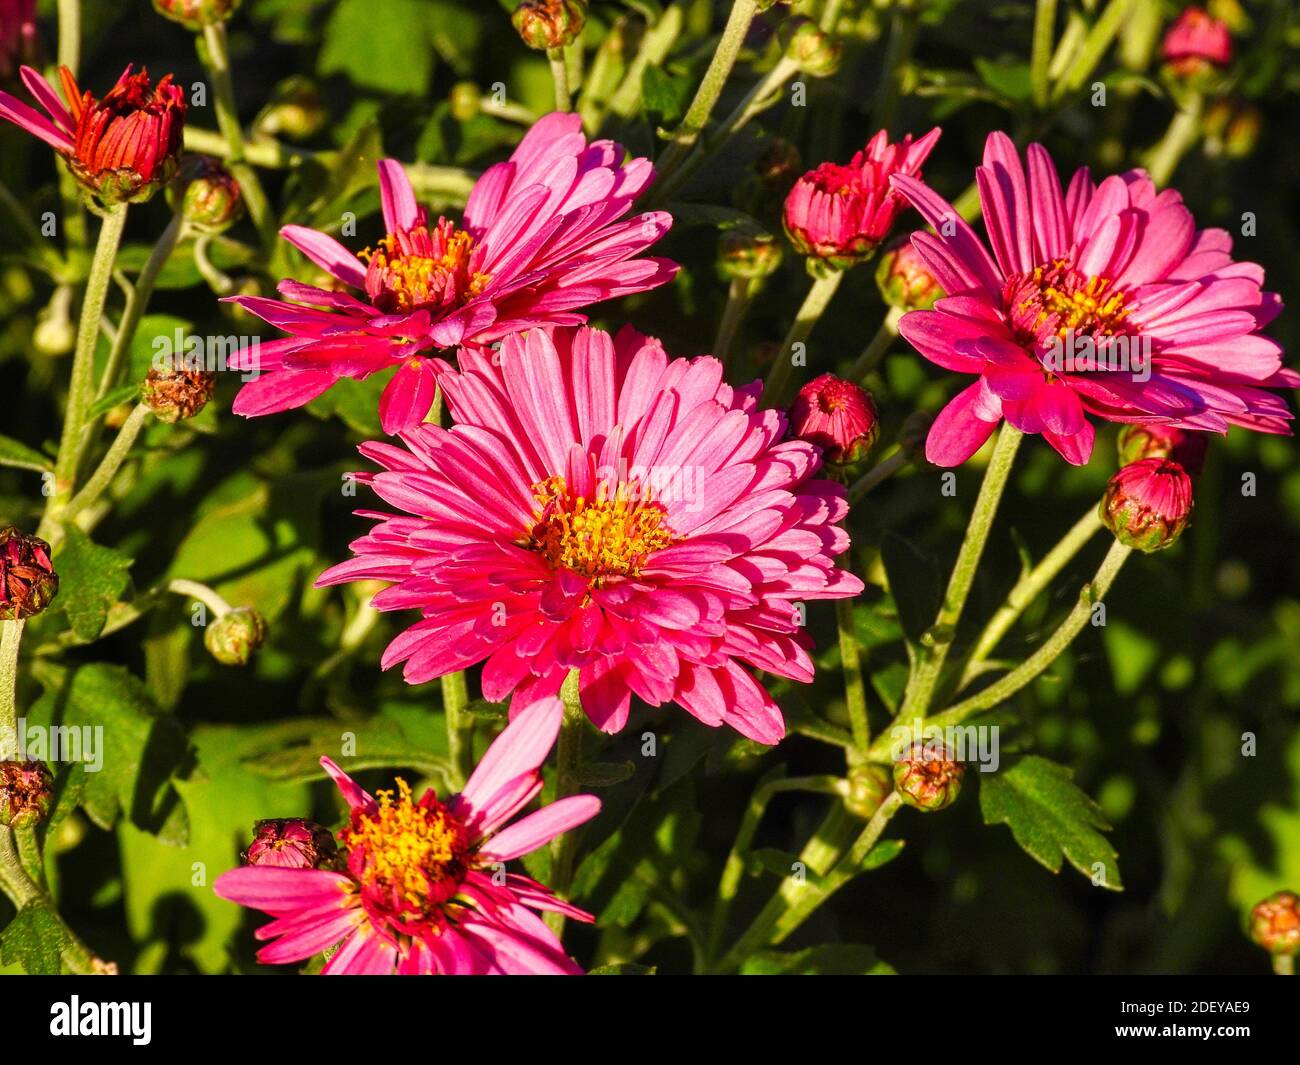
152 0 242 31
169 157 243 234
893 743 964 812
785 20 842 79
845 764 892 820
512 0 586 51
449 81 481 123
204 607 268 666
717 228 783 282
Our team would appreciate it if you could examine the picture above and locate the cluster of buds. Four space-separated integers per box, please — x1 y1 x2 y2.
511 0 586 51
1116 424 1208 476
241 819 338 869
0 760 53 828
783 20 842 79
152 0 242 31
716 227 783 284
876 240 943 312
169 156 243 234
205 606 268 665
789 374 879 466
1248 890 1300 958
784 128 940 274
1100 458 1194 553
893 743 964 812
0 526 57 621
1161 7 1232 83
143 360 217 423
0 0 38 83
0 64 186 205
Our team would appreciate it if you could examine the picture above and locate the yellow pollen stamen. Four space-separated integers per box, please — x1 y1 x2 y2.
528 475 678 581
358 226 490 314
1019 258 1131 339
341 780 467 912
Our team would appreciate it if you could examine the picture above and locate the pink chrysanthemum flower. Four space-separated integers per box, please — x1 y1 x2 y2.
214 697 600 975
316 325 864 744
0 64 185 204
783 128 941 269
223 112 678 434
891 131 1297 466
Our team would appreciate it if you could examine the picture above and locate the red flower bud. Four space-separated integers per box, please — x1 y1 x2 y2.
511 0 587 51
0 760 54 828
1162 7 1232 76
783 128 941 271
790 374 879 465
1248 890 1300 957
152 0 242 30
0 526 58 621
1101 458 1193 553
876 239 943 312
893 743 964 812
241 818 338 869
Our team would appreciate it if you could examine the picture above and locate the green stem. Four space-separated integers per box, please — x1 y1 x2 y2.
1143 92 1204 187
1030 0 1059 110
201 22 275 249
761 269 845 407
57 0 80 74
1 619 24 733
845 308 901 381
183 126 326 169
957 505 1103 689
1274 954 1295 976
60 404 151 524
544 669 586 937
715 277 754 373
1051 0 1134 103
874 9 918 133
95 211 184 402
652 0 760 186
440 670 474 790
547 47 572 112
0 829 101 973
720 796 894 968
869 540 1132 759
847 448 909 504
167 578 234 618
48 203 128 516
835 559 870 753
899 424 1023 721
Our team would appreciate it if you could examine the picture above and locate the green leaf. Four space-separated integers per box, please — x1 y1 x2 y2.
573 761 637 788
236 716 451 786
973 57 1033 102
319 0 434 95
54 525 133 643
87 384 141 420
860 838 906 871
28 661 190 836
0 433 52 473
641 65 690 125
979 755 1123 890
741 944 895 975
0 900 69 975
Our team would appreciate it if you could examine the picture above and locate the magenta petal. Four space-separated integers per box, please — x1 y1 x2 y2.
379 359 440 435
926 381 1002 466
377 158 420 234
280 224 367 288
478 795 601 862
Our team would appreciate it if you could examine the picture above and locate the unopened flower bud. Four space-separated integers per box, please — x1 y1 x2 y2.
0 1 38 84
255 77 326 141
893 743 964 811
717 228 783 282
0 760 54 828
1204 99 1260 159
1248 890 1300 956
169 157 243 234
449 81 481 122
205 606 267 665
241 818 338 869
0 526 57 621
1162 7 1232 81
512 0 586 51
143 363 216 423
790 374 879 465
152 0 242 31
1101 458 1193 553
1116 424 1208 476
33 286 76 357
846 764 892 820
876 240 943 312
785 20 842 78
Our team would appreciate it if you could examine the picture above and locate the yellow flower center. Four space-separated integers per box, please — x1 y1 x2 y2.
341 780 469 914
358 220 490 316
528 475 678 581
1006 257 1132 346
